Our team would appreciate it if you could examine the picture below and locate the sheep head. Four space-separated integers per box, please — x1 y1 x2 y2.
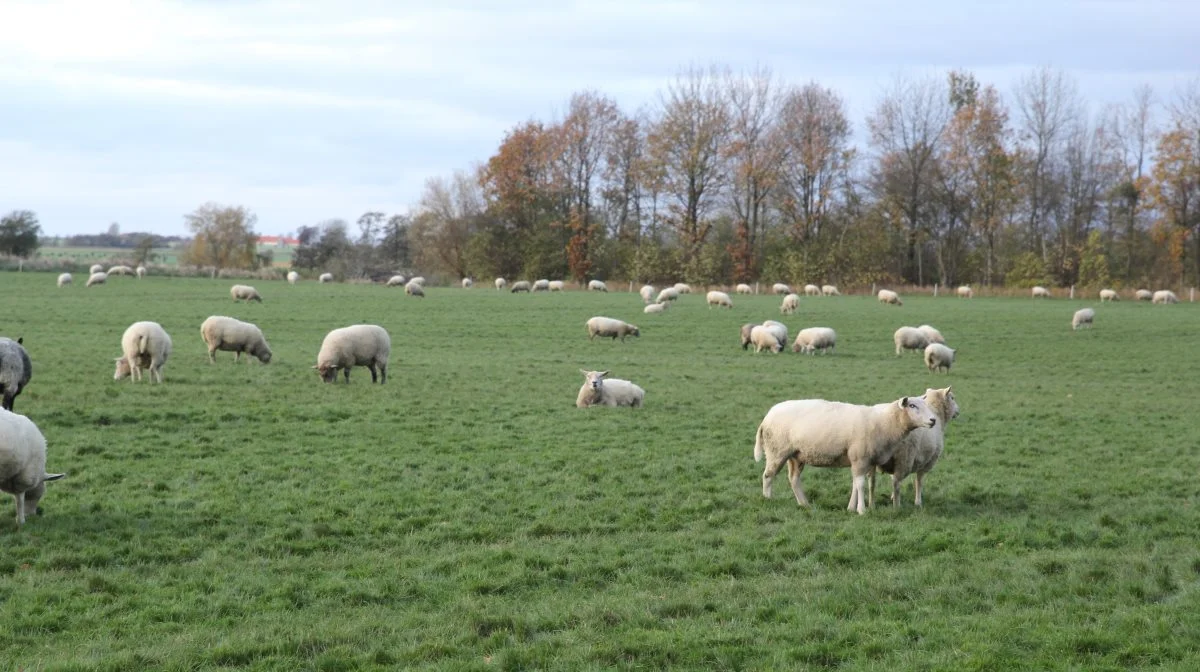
897 396 937 430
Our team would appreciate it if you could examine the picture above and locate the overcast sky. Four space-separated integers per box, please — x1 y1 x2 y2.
1 0 1196 237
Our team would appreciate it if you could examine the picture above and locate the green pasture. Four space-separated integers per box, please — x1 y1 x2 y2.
1 273 1198 670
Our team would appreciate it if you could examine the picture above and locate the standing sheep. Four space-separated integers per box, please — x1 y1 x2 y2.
0 337 32 412
792 327 837 354
108 265 134 276
1071 308 1095 330
878 289 902 305
230 284 263 302
495 277 507 290
761 320 788 348
86 272 107 287
586 317 640 342
894 327 929 356
740 322 786 352
575 370 645 408
533 279 550 292
1032 286 1051 298
588 280 608 292
872 386 959 508
287 271 300 285
917 324 945 345
114 321 172 384
656 287 680 303
640 285 655 303
736 283 752 295
773 283 792 295
510 280 531 293
780 293 800 315
405 281 425 297
1135 289 1152 301
462 278 473 289
0 409 66 526
314 325 391 384
754 394 937 514
549 280 565 291
956 285 973 298
923 343 955 373
200 316 272 364
386 275 406 287
706 291 733 309
673 283 692 294
821 285 840 296
89 263 104 275
1099 289 1119 302
1152 290 1178 304
803 284 821 296
57 273 72 287
136 266 146 279
319 273 334 283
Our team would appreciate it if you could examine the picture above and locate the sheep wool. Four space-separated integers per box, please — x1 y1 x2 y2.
894 327 929 356
957 285 973 298
0 409 65 526
586 317 640 342
924 343 955 373
792 327 836 355
230 284 263 303
587 280 607 292
780 293 800 315
0 337 32 411
872 387 959 508
1135 289 1152 301
1099 289 1118 302
315 325 391 384
495 277 507 290
89 263 104 275
639 285 655 303
201 316 273 364
917 324 945 345
319 273 334 283
821 285 840 296
735 283 752 295
706 291 733 309
57 273 72 287
1032 286 1051 298
643 303 667 314
773 283 792 295
804 284 821 296
1071 308 1095 330
462 278 473 288
287 271 300 285
878 289 902 305
136 266 146 279
575 370 645 408
533 279 550 292
405 281 425 297
386 275 406 287
510 280 531 293
1152 290 1178 304
86 272 108 287
549 280 565 291
114 321 172 383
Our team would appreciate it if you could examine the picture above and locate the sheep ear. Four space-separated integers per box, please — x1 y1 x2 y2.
598 370 609 378
579 369 589 376
944 385 953 394
43 473 65 481
899 397 909 408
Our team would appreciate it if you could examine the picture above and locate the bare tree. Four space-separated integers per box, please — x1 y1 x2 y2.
723 66 783 282
601 112 647 242
415 170 485 278
1013 67 1080 260
553 91 621 280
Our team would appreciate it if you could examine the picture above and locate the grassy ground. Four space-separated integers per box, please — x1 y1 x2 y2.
1 274 1198 670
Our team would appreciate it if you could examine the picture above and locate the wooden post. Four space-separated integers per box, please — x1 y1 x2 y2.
1191 287 1195 303
754 282 759 295
933 283 938 297
871 282 876 298
628 281 633 294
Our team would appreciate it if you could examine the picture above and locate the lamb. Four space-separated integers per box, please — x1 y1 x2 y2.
114 321 172 383
0 410 65 526
405 281 425 297
89 263 104 275
878 289 902 305
1032 286 1051 298
754 394 937 514
319 273 334 283
136 266 146 279
230 284 263 303
86 272 107 287
773 283 792 295
549 280 565 291
510 280 531 293
821 285 840 296
706 290 733 309
287 271 300 285
656 287 680 303
872 386 958 508
386 275 406 287
917 324 945 345
804 284 821 296
1153 290 1178 304
200 316 272 364
575 370 645 408
494 277 507 290
56 273 72 287
0 337 32 411
640 285 655 303
735 283 752 295
108 265 134 276
924 343 955 373
780 293 800 315
894 326 929 356
587 280 608 292
1099 289 1119 302
533 279 550 292
791 327 837 355
586 317 640 342
314 324 390 383
462 278 473 289
673 283 692 294
643 303 667 314
1071 307 1095 330
409 276 426 286
957 285 973 299
1135 289 1153 301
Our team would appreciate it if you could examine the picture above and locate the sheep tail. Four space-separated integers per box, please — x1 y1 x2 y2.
754 423 765 462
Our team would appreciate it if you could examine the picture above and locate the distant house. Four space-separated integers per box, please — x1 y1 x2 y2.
257 235 300 248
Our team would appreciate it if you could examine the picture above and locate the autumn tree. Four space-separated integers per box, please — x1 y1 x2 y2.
181 203 259 272
1106 85 1155 281
0 210 42 258
601 113 647 243
414 170 485 279
723 66 781 283
1013 67 1079 260
554 91 620 281
1147 127 1200 284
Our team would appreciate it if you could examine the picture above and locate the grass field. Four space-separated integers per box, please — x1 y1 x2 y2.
2 273 1199 670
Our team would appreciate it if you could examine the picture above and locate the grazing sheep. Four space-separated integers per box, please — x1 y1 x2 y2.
136 266 146 279
736 283 752 295
894 327 929 356
821 284 840 297
108 265 134 276
56 273 72 287
575 370 645 408
549 280 565 291
405 281 425 297
86 272 107 287
644 303 667 314
462 278 473 289
739 323 756 349
761 320 788 348
878 289 902 305
1135 289 1153 301
287 271 299 285
89 263 104 275
1099 289 1119 302
0 337 32 412
673 283 692 294
748 325 785 353
1032 286 1051 298
114 321 172 384
314 325 390 384
804 284 821 296
773 283 792 295
780 293 800 315
706 290 733 309
495 277 507 290
587 280 608 292
917 324 945 345
230 284 263 303
586 317 640 342
1072 307 1095 330
957 285 973 298
924 343 955 373
656 287 680 303
792 327 837 355
639 285 655 303
754 394 938 514
1153 290 1178 304
873 386 959 508
510 280 531 293
533 279 550 292
0 409 66 526
386 275 406 287
319 273 333 283
200 316 272 364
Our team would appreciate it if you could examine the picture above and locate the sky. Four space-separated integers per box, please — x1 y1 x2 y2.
1 0 1197 238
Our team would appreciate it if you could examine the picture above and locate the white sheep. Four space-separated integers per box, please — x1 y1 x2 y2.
89 263 104 275
780 293 800 315
319 273 334 284
136 266 146 279
761 320 788 348
230 284 263 303
386 275 406 287
1153 290 1178 304
706 290 733 309
114 321 172 383
773 283 792 295
586 317 640 342
739 322 785 352
878 289 902 305
575 370 645 408
462 278 473 289
495 277 507 290
510 280 531 293
1135 289 1153 301
287 271 299 285
673 282 692 294
639 285 655 303
791 327 837 355
1071 308 1095 330
533 279 550 292
821 284 840 296
57 273 72 287
587 280 607 292
549 280 565 291
754 394 938 514
405 281 425 297
735 283 752 295
957 285 973 298
1099 289 1118 302
872 386 958 508
923 343 955 373
409 276 426 286
0 337 32 411
917 324 945 345
803 284 821 296
1032 286 1051 298
315 324 390 383
894 326 929 356
656 287 680 303
108 265 134 276
0 409 65 526
643 303 667 314
86 272 107 287
200 316 272 364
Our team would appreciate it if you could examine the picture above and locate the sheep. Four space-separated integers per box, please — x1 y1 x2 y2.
0 409 65 526
1032 286 1051 298
821 285 840 297
409 276 426 286
108 265 134 276
86 272 107 287
872 386 958 508
656 287 680 303
495 277 507 290
748 325 784 353
114 321 172 383
917 324 945 345
1071 307 1095 330
89 263 104 275
957 285 973 299
640 285 655 303
735 283 752 295
287 271 299 285
1099 289 1119 302
773 283 792 295
230 284 263 303
510 280 531 293
136 266 146 279
56 273 72 287
644 303 667 314
586 317 640 342
587 280 608 292
761 320 788 348
1153 290 1178 304
754 394 938 514
549 280 565 291
894 327 929 356
314 325 390 383
533 279 550 292
804 284 821 296
575 370 645 408
462 278 473 289
780 293 800 315
1135 289 1153 301
878 289 902 305
405 281 425 297
706 290 733 309
0 337 32 411
200 316 272 364
924 343 955 373
319 273 333 283
673 283 692 294
386 275 406 287
792 327 837 355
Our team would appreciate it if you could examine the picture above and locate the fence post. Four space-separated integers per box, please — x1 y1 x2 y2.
1191 287 1195 303
933 283 938 297
871 282 876 298
1070 285 1075 300
628 281 633 294
754 282 759 295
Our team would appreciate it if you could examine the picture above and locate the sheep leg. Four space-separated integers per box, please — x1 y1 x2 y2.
13 492 24 526
207 348 216 364
785 457 809 506
367 364 378 383
761 452 789 499
914 472 925 507
379 363 387 384
848 464 871 514
342 368 350 383
891 474 903 507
